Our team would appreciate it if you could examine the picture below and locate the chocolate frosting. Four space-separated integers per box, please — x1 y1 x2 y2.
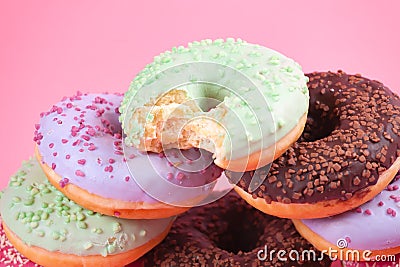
144 192 332 266
226 71 400 204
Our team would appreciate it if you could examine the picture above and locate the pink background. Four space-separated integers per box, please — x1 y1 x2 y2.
1 1 400 187
0 2 399 266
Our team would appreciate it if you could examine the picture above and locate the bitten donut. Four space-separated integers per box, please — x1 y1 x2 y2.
120 38 309 172
143 192 332 267
34 92 222 219
226 71 400 219
0 159 174 267
293 172 400 261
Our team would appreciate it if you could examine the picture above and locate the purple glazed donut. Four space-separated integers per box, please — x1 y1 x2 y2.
34 92 223 219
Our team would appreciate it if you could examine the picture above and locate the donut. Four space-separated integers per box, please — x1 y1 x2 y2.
143 192 332 267
119 38 309 172
0 158 174 267
225 71 400 219
34 92 223 219
293 171 400 261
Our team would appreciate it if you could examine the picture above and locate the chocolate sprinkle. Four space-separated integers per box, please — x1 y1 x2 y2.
226 71 400 204
144 192 331 266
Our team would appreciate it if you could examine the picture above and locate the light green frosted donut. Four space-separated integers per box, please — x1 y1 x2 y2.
0 158 173 260
120 38 309 171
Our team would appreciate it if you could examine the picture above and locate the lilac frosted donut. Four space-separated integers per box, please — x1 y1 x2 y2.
293 171 400 261
33 92 223 219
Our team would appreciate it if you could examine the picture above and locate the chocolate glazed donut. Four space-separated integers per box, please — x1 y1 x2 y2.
143 192 332 267
226 71 400 219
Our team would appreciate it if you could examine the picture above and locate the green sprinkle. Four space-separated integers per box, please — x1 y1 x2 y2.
77 221 87 229
86 210 94 216
18 212 26 220
77 213 86 221
26 185 33 191
52 231 60 240
41 212 49 220
101 248 108 257
30 222 39 229
60 236 66 242
30 188 39 195
42 202 48 208
112 222 122 233
107 244 116 254
84 242 93 250
41 188 51 194
60 229 68 235
26 211 34 218
14 212 20 220
11 181 21 187
36 230 45 237
26 226 32 233
12 196 21 203
31 215 40 222
55 195 63 202
139 229 147 237
23 198 34 206
46 208 54 213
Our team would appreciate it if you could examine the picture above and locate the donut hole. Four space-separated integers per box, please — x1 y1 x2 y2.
300 98 340 142
213 206 264 254
185 83 230 112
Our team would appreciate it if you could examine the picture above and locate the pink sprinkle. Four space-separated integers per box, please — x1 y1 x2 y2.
51 163 56 170
66 103 73 108
394 185 400 190
78 159 86 165
114 151 123 155
158 152 165 158
83 142 89 146
53 152 58 157
79 148 84 152
72 140 81 146
122 157 127 162
75 170 85 177
168 161 174 167
129 154 136 159
114 211 121 217
57 120 63 124
109 158 115 164
104 165 113 172
167 173 174 180
364 209 372 215
71 131 77 137
345 237 351 243
57 107 63 114
88 144 96 151
355 207 362 213
125 176 130 182
64 178 69 183
35 124 40 130
176 172 185 181
387 208 396 217
66 154 71 159
49 143 54 148
97 157 102 165
81 135 90 141
114 140 122 146
378 201 384 206
114 133 122 139
71 126 79 133
87 128 96 136
390 195 396 200
62 139 68 144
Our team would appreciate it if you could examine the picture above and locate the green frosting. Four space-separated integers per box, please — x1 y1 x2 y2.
0 158 173 256
119 38 309 161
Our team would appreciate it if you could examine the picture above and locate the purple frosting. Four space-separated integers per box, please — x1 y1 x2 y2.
34 92 222 203
301 172 400 250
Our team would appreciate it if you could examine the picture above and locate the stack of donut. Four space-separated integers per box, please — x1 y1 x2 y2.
1 39 400 266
